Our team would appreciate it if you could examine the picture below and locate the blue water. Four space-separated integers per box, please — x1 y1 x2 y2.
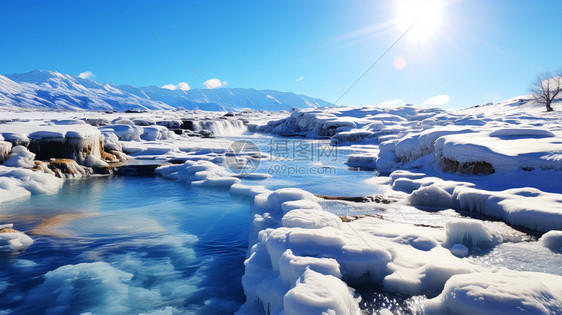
0 176 254 314
231 135 382 197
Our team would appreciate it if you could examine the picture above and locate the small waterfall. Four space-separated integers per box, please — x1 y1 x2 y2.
195 119 247 136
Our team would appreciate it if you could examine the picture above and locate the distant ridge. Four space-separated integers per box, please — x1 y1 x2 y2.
0 70 333 111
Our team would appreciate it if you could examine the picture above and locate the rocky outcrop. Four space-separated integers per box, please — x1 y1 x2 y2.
27 133 104 164
441 158 495 175
1 123 125 177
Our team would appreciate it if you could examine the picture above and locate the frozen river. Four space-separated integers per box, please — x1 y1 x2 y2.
0 135 559 314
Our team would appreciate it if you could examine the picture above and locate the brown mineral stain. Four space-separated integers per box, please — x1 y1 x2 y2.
0 227 19 233
32 213 99 238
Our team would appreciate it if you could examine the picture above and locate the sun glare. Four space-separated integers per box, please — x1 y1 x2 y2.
396 0 444 41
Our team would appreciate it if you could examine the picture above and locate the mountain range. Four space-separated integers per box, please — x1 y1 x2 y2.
0 70 333 111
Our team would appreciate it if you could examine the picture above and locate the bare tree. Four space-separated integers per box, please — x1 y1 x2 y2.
531 70 562 111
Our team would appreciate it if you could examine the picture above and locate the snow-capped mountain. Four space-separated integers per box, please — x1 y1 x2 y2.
118 85 333 111
0 70 332 111
1 71 173 111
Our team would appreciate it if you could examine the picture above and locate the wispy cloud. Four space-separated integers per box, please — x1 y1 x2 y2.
78 71 94 80
296 75 304 82
360 99 404 107
204 78 227 89
422 94 450 106
162 82 191 91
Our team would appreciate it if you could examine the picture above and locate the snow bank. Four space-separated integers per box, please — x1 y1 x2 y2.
390 171 562 232
453 186 562 232
257 106 427 139
240 186 486 314
394 127 474 163
435 129 562 173
409 185 454 209
425 271 562 314
0 165 63 200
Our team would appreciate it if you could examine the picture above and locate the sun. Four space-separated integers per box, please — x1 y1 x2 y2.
395 0 444 41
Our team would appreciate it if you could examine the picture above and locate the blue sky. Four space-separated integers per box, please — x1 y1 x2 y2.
1 0 562 109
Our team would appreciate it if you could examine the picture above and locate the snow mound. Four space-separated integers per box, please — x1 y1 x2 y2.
445 218 501 249
425 271 562 314
345 152 378 169
0 224 33 252
283 269 360 315
0 166 63 203
540 230 562 252
453 186 562 232
281 209 342 229
156 160 272 190
409 185 453 209
2 145 36 168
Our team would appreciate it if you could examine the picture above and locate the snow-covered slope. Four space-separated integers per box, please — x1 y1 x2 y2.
0 70 332 112
2 71 173 111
